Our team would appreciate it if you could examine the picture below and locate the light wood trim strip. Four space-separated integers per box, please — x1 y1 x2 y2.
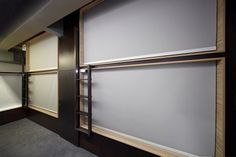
216 0 225 52
25 42 30 72
79 9 85 126
28 104 58 118
92 57 223 71
28 68 58 74
80 0 104 13
0 105 22 112
215 59 225 157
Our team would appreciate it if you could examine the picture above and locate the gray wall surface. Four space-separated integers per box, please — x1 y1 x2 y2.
0 51 13 62
0 75 22 111
0 62 22 72
29 73 58 113
86 62 216 156
29 33 58 71
84 0 217 63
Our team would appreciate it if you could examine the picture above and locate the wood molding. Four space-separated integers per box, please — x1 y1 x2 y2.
216 59 225 157
216 0 225 52
0 105 22 112
79 6 85 126
80 0 103 13
92 57 223 71
28 68 58 74
28 104 58 118
83 47 216 66
25 42 30 72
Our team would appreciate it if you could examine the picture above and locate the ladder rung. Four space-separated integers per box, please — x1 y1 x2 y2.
78 95 89 98
77 78 89 81
80 69 88 73
77 111 89 116
76 127 90 134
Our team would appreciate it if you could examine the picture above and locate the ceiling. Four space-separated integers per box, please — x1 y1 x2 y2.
0 0 49 43
0 0 91 51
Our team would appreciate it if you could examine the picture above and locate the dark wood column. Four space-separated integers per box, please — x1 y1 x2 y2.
226 0 236 156
58 11 79 145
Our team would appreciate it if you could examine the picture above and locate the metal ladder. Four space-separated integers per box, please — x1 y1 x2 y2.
22 72 29 108
75 65 92 136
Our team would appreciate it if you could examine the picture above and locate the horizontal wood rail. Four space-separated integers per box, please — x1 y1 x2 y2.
28 69 58 75
28 68 58 73
0 72 22 75
80 53 225 70
28 104 58 118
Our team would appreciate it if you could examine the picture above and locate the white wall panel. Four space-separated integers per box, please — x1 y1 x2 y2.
29 73 58 113
88 62 216 156
0 75 22 111
84 0 217 63
29 33 58 71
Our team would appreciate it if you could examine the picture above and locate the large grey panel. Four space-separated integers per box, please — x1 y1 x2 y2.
29 74 58 113
88 62 216 156
0 75 22 111
84 0 217 63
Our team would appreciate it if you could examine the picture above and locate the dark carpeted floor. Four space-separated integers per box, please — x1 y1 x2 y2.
0 119 97 157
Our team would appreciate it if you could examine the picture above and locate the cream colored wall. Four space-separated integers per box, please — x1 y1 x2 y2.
0 75 22 112
29 33 58 71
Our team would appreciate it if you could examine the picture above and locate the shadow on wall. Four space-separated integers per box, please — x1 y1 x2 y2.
0 62 22 72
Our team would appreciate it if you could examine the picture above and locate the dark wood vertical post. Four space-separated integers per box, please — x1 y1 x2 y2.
58 11 80 145
226 0 236 156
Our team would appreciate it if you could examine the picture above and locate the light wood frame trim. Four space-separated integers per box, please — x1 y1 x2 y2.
28 104 58 118
25 42 30 72
79 0 225 156
0 105 22 112
215 58 225 157
28 68 58 74
216 0 225 52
